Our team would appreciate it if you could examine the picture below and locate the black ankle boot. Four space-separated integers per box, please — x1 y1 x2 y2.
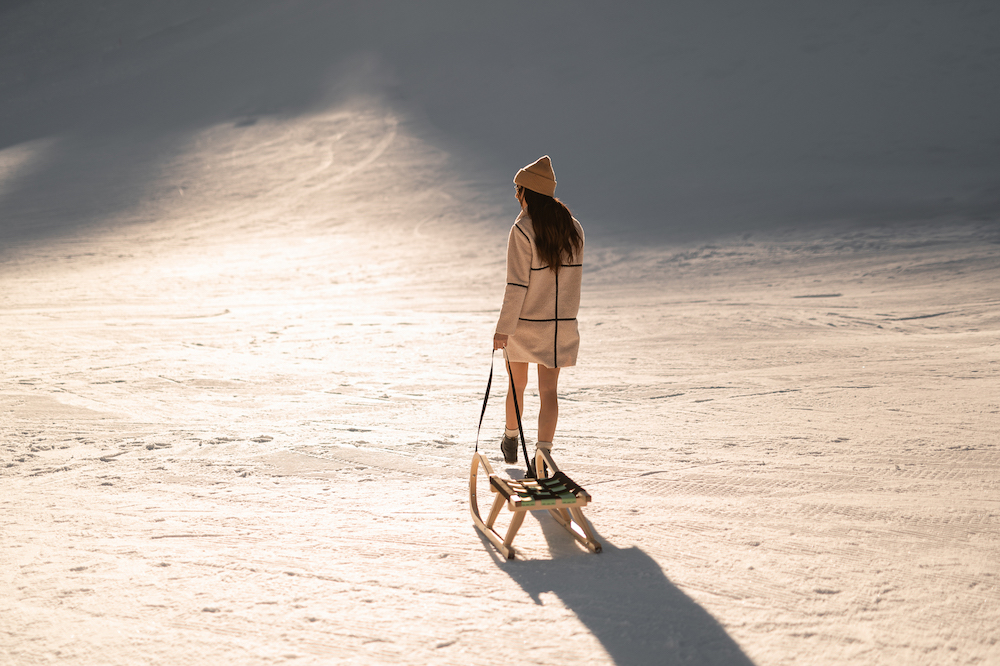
500 434 518 464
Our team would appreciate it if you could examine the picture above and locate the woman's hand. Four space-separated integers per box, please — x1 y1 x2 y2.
493 333 508 351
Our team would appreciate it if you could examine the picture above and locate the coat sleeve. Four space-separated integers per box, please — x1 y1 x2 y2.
495 224 532 336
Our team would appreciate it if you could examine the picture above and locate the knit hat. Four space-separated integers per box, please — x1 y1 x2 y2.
514 155 557 197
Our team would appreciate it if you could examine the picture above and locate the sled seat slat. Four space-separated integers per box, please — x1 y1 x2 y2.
491 471 591 511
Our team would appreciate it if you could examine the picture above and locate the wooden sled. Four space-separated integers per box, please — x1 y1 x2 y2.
469 447 602 560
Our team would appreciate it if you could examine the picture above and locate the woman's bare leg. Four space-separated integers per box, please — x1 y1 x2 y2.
505 361 529 432
537 365 561 443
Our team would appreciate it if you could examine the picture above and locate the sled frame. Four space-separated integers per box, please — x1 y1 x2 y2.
469 447 602 560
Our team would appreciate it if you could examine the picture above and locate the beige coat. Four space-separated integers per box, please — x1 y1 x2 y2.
496 211 585 368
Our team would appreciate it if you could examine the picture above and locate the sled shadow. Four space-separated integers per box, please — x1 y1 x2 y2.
493 512 755 666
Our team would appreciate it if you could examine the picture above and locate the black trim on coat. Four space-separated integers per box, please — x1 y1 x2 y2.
554 272 559 368
507 282 528 288
531 263 582 271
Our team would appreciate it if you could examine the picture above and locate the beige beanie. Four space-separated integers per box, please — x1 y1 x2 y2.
514 155 557 197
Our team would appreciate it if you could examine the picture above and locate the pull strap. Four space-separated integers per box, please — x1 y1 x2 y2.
474 352 495 454
504 349 532 476
473 349 534 477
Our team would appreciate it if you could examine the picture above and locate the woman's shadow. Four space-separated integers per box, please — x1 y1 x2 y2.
485 507 756 665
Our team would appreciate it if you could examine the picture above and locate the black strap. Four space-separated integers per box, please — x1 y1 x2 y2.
474 349 533 477
474 353 495 454
504 349 532 474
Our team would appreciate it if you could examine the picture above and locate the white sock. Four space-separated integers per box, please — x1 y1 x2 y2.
536 441 553 451
505 428 519 438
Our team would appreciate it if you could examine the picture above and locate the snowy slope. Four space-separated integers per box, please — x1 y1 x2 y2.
2 0 999 244
2 3 999 665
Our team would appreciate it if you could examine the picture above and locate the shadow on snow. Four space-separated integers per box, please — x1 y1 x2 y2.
487 512 755 666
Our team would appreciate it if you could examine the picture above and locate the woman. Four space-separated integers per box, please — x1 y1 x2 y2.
493 155 585 466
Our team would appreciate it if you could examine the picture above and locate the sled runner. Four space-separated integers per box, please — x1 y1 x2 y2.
469 351 601 560
470 446 601 559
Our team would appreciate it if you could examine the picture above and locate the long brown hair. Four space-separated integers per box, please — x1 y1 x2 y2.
519 186 582 273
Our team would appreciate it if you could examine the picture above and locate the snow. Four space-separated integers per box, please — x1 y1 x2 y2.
2 2 999 665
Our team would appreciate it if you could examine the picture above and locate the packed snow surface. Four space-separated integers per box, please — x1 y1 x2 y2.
2 2 999 665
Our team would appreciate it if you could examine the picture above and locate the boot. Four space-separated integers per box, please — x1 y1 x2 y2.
500 433 518 464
